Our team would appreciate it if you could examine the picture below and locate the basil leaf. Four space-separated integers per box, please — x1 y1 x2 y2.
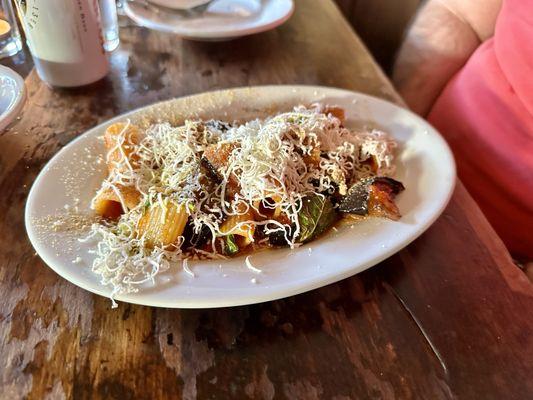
297 195 338 243
224 234 239 255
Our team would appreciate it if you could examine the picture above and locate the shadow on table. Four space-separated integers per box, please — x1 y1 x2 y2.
159 255 407 349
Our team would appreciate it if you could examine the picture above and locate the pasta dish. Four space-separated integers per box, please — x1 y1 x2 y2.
86 104 404 299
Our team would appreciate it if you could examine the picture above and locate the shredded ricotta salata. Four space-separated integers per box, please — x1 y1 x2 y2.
83 104 398 302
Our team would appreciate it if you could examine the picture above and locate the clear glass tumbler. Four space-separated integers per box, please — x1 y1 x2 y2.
100 0 120 52
0 0 22 59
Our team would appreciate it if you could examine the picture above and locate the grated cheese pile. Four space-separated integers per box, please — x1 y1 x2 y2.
84 104 397 301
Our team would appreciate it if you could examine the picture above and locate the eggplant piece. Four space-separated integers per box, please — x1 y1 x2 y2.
203 143 236 170
182 223 212 249
339 177 404 220
338 179 371 215
202 143 240 197
323 106 346 123
268 224 296 247
200 156 222 183
372 177 404 196
201 143 231 183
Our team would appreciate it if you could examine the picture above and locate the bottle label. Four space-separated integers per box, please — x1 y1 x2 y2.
15 0 105 63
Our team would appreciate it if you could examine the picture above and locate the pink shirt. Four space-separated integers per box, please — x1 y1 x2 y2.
428 0 533 259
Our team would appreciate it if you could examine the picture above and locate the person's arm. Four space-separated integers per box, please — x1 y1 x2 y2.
392 0 502 116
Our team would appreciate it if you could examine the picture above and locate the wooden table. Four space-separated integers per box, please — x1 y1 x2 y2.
1 1 532 399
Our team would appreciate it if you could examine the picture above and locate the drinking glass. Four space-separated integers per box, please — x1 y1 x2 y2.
100 0 120 51
0 0 22 59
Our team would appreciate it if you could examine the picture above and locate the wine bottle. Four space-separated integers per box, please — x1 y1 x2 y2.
14 0 109 87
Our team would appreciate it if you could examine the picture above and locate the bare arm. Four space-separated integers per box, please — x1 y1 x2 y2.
393 0 502 116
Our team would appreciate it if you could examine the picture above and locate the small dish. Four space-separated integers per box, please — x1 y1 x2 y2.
124 0 294 41
0 65 25 131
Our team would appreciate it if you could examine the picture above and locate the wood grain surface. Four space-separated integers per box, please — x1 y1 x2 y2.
1 1 532 399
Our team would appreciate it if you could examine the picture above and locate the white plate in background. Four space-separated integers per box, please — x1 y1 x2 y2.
0 65 25 132
124 0 294 40
25 85 456 308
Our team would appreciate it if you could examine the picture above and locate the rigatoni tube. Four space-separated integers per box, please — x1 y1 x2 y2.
137 201 188 247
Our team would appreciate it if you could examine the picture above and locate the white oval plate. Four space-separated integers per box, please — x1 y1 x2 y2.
26 86 456 308
124 0 294 41
0 65 25 132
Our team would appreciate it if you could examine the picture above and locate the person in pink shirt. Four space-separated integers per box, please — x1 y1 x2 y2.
393 0 533 271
